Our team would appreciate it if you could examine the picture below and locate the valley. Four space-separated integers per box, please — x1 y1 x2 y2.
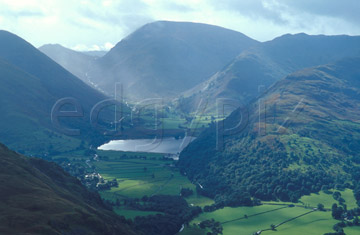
48 145 360 235
1 8 360 235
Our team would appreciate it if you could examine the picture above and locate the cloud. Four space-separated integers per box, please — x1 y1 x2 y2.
278 0 360 25
0 0 359 48
78 0 153 32
104 42 114 50
208 0 287 24
0 10 45 18
71 42 114 51
207 0 360 33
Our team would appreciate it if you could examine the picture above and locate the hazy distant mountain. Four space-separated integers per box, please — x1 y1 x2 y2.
88 21 259 100
0 143 137 235
0 30 112 154
179 57 360 204
82 50 107 57
180 33 360 113
39 44 99 86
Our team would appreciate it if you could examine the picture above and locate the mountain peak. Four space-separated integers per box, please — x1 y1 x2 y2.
39 43 66 49
93 21 259 99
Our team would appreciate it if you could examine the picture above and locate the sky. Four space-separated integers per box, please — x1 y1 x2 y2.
0 0 359 51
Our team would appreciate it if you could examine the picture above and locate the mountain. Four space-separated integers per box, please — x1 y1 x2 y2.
0 143 137 234
88 21 259 99
39 44 99 86
179 33 360 113
178 57 360 205
0 30 116 155
82 50 107 57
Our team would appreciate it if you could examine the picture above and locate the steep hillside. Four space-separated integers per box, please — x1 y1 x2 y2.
178 57 360 205
180 34 360 113
0 143 137 235
0 30 105 105
0 30 118 155
88 21 259 99
39 44 99 86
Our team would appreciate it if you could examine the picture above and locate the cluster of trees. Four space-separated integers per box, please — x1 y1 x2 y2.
327 217 360 235
180 188 194 197
132 214 183 235
124 195 202 235
180 132 339 206
178 88 360 208
199 219 223 235
328 196 360 234
97 153 173 162
332 204 345 220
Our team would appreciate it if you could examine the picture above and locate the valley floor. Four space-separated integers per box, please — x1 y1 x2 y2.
52 149 360 235
182 190 360 235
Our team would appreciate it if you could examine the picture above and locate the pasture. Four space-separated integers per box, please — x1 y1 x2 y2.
183 205 337 235
182 190 358 235
94 150 213 218
300 189 357 209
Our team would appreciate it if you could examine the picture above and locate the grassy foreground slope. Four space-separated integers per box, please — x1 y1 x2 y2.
0 143 137 235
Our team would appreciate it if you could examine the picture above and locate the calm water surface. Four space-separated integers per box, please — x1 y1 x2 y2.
98 136 195 154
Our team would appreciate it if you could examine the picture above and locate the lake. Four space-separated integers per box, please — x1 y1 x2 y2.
98 136 195 154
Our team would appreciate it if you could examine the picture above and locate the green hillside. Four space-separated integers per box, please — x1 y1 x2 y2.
0 143 137 234
178 57 360 205
0 30 127 155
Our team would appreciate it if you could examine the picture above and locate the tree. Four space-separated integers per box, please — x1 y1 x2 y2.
354 216 360 226
333 191 341 201
317 203 325 211
332 203 344 220
180 188 194 198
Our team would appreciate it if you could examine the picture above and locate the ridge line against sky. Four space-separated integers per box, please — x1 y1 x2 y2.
0 0 359 51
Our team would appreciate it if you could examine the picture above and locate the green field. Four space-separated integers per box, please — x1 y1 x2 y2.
340 189 358 209
94 150 213 218
300 189 357 209
183 205 337 235
53 148 358 232
344 226 360 235
181 190 358 235
95 156 194 199
133 108 214 130
92 150 358 232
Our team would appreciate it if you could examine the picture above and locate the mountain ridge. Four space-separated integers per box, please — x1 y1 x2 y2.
178 57 360 205
87 20 260 99
39 43 100 86
179 33 360 113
